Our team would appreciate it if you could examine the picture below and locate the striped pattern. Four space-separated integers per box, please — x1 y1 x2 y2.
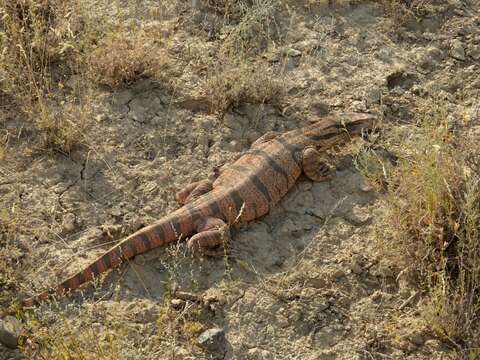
22 112 374 307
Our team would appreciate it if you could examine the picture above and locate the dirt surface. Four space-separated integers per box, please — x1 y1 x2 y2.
1 0 480 359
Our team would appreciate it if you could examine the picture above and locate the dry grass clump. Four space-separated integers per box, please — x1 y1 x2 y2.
204 62 284 114
217 0 277 60
362 103 480 350
0 0 92 108
22 306 124 359
381 0 447 27
0 234 23 309
202 0 251 20
88 34 157 89
0 0 102 151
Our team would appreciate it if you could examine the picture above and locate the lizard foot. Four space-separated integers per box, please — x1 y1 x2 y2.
188 217 230 256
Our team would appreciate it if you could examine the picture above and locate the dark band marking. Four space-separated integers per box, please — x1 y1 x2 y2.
57 282 66 293
229 165 272 205
249 149 290 186
140 232 153 252
185 199 208 221
76 272 86 287
249 174 272 203
120 241 134 259
170 217 182 238
275 137 301 164
154 223 166 245
229 189 244 217
103 251 113 270
207 196 222 217
89 262 100 276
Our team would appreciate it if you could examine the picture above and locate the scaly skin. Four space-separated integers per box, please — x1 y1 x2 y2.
22 112 375 307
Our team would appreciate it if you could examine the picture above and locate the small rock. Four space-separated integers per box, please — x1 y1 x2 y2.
279 218 300 236
306 276 327 289
198 328 225 353
467 44 480 60
360 183 374 192
170 299 185 310
370 263 394 278
310 101 330 116
364 88 381 105
350 260 363 275
450 39 466 60
288 191 314 215
417 46 444 72
298 181 313 192
226 140 243 152
95 114 107 122
314 326 339 347
330 268 346 280
61 213 76 232
345 206 372 226
424 339 442 350
276 313 289 328
0 316 24 349
350 100 367 112
410 332 425 346
247 347 274 360
370 290 382 302
286 48 302 57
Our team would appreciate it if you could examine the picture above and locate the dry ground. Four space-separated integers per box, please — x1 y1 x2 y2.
1 0 480 359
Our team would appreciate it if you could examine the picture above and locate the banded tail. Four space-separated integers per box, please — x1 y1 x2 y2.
22 213 191 307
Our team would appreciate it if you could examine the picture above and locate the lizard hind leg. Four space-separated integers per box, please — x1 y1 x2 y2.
302 146 335 182
175 179 213 205
187 217 230 256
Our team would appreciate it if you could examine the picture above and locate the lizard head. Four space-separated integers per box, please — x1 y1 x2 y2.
301 112 375 149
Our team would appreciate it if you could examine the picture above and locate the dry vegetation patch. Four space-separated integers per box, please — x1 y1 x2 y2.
361 102 480 352
203 62 284 114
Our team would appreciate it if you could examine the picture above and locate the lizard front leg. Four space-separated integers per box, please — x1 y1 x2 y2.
301 146 335 182
187 217 230 256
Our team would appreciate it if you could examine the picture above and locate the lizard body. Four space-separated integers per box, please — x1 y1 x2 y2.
22 112 374 306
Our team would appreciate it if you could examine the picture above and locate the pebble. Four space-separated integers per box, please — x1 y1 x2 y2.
345 206 372 226
298 181 313 192
278 219 300 235
286 48 302 57
170 299 185 310
197 328 225 353
289 191 314 215
370 263 394 278
370 290 382 302
247 347 274 360
364 87 381 105
330 268 346 280
0 316 23 349
410 332 425 346
450 39 466 60
61 213 76 232
417 46 444 72
350 100 367 112
349 259 363 275
306 276 327 289
424 339 442 350
467 44 480 60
